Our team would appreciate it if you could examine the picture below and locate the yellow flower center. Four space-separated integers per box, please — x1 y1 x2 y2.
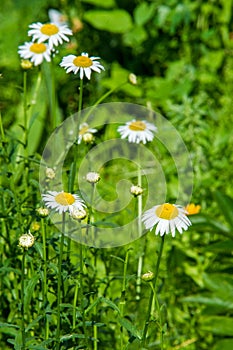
55 192 75 206
30 43 47 54
41 23 59 36
79 125 89 135
155 203 179 220
73 56 93 68
129 121 146 131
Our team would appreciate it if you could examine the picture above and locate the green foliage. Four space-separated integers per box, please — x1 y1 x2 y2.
1 0 233 349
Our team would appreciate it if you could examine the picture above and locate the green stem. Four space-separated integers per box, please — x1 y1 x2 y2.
41 219 49 340
142 235 165 347
79 243 89 347
120 248 131 349
82 81 127 124
72 281 79 329
21 250 26 350
136 147 143 300
23 71 28 146
0 111 5 141
55 213 66 350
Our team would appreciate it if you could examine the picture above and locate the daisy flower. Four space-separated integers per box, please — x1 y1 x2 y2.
184 203 201 215
142 203 191 237
117 120 157 144
28 22 72 49
60 52 105 80
18 41 51 66
78 123 97 144
42 191 86 215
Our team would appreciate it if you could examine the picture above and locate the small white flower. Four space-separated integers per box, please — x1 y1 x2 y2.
118 120 157 144
36 207 49 218
42 191 86 215
60 52 105 80
28 22 72 50
86 172 100 184
18 41 51 66
46 167 56 180
129 73 137 85
142 203 191 237
78 123 97 144
130 185 143 197
70 208 87 220
48 9 68 26
19 231 35 249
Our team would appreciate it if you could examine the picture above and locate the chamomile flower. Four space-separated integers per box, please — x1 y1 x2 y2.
28 22 72 49
117 120 157 144
42 191 86 215
78 123 97 144
18 41 51 66
60 52 105 80
142 203 191 237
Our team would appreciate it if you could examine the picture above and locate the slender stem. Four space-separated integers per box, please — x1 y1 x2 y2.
41 218 49 340
142 235 165 347
23 71 28 146
136 146 143 300
21 250 26 350
79 243 88 347
0 112 5 141
120 248 131 349
72 281 79 329
149 282 164 349
55 213 66 350
82 81 127 124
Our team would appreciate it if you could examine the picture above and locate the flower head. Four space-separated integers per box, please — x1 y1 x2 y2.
184 203 201 215
142 203 191 237
42 191 86 215
19 231 35 249
142 271 155 282
86 172 100 184
128 73 137 85
18 41 51 66
60 52 105 80
21 59 33 70
46 167 56 180
78 123 97 144
70 208 87 220
28 22 72 50
130 185 143 197
118 119 157 144
36 207 49 218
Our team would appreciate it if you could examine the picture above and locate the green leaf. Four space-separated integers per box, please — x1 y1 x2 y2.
214 191 233 229
123 26 148 47
85 296 120 315
199 316 233 336
24 274 40 310
83 10 133 33
118 317 142 339
204 239 233 252
190 214 230 234
213 339 233 350
134 2 156 26
81 0 115 8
